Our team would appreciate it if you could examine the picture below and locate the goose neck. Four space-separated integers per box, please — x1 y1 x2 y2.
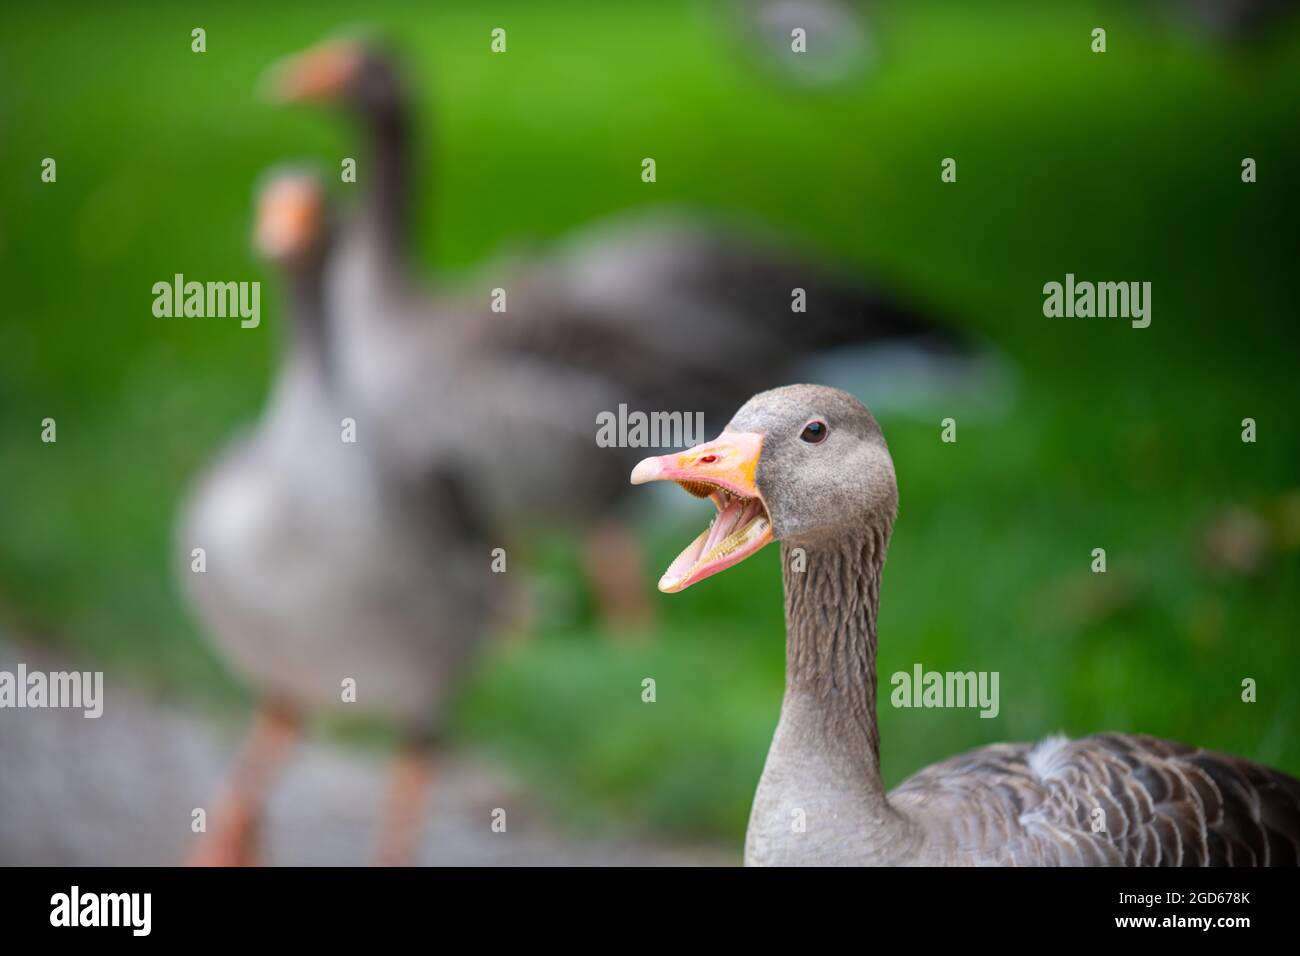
779 524 889 772
361 105 412 260
283 257 331 373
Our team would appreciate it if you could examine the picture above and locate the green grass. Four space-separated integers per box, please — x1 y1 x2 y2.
1 1 1298 841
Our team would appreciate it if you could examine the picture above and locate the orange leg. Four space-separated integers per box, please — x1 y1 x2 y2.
371 742 435 867
582 520 656 638
185 703 298 867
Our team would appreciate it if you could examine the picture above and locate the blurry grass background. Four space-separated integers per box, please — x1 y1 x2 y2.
1 0 1298 841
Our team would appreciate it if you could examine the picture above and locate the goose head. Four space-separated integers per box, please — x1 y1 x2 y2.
253 169 328 266
267 37 405 121
631 384 897 592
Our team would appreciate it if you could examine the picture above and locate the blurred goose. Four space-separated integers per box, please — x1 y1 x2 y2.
177 170 490 865
631 384 1300 865
1164 0 1294 42
266 38 953 629
729 0 876 88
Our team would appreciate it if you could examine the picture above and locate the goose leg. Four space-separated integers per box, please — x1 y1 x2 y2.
583 520 656 637
185 702 298 867
372 739 434 866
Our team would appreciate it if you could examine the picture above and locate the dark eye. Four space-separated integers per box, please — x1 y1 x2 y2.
800 420 828 444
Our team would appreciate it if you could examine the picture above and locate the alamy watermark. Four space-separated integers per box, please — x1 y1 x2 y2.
50 886 150 936
152 273 261 329
596 404 705 448
1042 273 1150 329
0 664 103 718
890 663 999 718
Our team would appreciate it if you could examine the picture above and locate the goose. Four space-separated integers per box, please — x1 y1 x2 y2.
177 169 491 865
630 383 1300 865
265 37 953 629
732 0 876 88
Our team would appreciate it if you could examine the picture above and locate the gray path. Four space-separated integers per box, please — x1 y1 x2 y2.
0 639 733 866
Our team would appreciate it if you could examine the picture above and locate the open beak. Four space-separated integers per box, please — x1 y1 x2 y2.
631 431 773 592
263 40 361 103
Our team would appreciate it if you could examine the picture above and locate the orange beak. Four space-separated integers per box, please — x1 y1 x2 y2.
631 432 773 592
255 176 323 260
264 40 363 103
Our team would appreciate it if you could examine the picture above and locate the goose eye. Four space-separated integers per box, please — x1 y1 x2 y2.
800 420 828 444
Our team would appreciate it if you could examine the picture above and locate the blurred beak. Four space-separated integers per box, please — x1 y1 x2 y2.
264 40 361 103
631 432 773 592
254 178 321 259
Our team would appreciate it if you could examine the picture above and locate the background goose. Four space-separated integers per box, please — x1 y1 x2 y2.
177 170 491 865
631 383 1300 865
267 37 954 628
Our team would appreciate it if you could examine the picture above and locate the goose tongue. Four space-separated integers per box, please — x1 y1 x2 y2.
703 493 752 554
658 493 771 592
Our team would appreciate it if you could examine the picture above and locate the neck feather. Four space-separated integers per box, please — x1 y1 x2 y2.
284 257 330 377
779 521 890 770
363 105 412 261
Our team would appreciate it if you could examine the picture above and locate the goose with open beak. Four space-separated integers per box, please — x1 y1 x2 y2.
633 384 1300 866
